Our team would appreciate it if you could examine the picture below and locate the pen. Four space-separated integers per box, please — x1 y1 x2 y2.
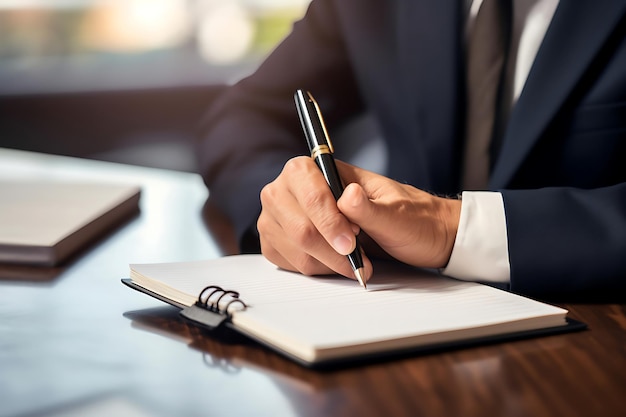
294 89 367 289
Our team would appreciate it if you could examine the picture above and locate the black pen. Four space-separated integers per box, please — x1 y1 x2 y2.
294 89 366 289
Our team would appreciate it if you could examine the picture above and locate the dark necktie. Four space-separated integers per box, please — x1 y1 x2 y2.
463 0 511 190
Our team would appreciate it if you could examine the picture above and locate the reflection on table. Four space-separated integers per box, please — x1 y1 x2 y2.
0 148 624 417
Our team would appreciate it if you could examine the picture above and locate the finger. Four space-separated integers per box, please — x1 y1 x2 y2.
286 159 375 280
258 177 329 274
337 181 402 257
259 158 356 277
284 157 358 256
258 200 294 271
260 224 336 276
260 209 352 277
335 160 382 195
337 182 380 226
284 211 355 277
337 177 460 269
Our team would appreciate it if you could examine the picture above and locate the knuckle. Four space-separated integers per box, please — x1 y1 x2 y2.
259 182 277 205
283 156 311 175
318 211 346 234
260 241 278 263
301 187 328 211
307 200 347 238
290 219 319 247
256 212 269 234
292 253 318 276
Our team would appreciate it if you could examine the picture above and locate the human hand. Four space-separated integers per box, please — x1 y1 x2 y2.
258 156 370 281
257 156 461 281
336 162 461 270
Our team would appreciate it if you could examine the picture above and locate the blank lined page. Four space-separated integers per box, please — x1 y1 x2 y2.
130 255 568 362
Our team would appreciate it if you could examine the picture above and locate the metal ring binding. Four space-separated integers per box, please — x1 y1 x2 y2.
215 290 239 311
196 285 247 316
223 298 247 315
198 285 223 309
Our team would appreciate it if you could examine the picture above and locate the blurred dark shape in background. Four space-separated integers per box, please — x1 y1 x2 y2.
0 0 309 172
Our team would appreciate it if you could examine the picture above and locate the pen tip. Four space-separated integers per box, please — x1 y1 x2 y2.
354 268 367 289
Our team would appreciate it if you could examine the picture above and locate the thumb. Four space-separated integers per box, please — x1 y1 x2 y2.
337 182 379 227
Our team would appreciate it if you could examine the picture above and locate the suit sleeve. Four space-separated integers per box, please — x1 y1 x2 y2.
196 0 364 245
502 183 626 300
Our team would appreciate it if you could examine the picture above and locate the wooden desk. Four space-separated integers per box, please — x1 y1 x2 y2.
0 149 624 417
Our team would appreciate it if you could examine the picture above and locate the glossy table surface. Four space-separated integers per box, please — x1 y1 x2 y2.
1 149 624 417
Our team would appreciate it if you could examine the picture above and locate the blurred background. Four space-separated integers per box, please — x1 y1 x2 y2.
0 0 311 172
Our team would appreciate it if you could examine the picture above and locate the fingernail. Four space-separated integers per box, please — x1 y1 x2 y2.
333 234 353 255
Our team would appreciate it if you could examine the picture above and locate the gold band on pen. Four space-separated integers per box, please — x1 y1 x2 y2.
310 144 333 160
310 98 334 154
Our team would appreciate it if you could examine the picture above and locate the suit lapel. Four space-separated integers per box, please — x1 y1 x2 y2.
490 1 626 188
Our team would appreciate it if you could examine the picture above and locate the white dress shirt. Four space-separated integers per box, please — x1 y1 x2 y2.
442 0 560 283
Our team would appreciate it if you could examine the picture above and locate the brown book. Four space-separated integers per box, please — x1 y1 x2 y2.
0 180 140 266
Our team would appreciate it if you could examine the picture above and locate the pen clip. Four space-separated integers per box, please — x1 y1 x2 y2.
305 91 335 154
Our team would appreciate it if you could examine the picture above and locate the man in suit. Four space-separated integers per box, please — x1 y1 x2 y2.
197 0 626 300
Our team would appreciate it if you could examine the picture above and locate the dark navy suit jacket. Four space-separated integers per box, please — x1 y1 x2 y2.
198 0 626 300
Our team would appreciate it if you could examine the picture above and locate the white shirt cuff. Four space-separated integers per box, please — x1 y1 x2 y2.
442 191 510 283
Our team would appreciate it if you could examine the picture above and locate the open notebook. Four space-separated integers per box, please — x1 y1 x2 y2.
0 180 140 266
123 254 583 367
